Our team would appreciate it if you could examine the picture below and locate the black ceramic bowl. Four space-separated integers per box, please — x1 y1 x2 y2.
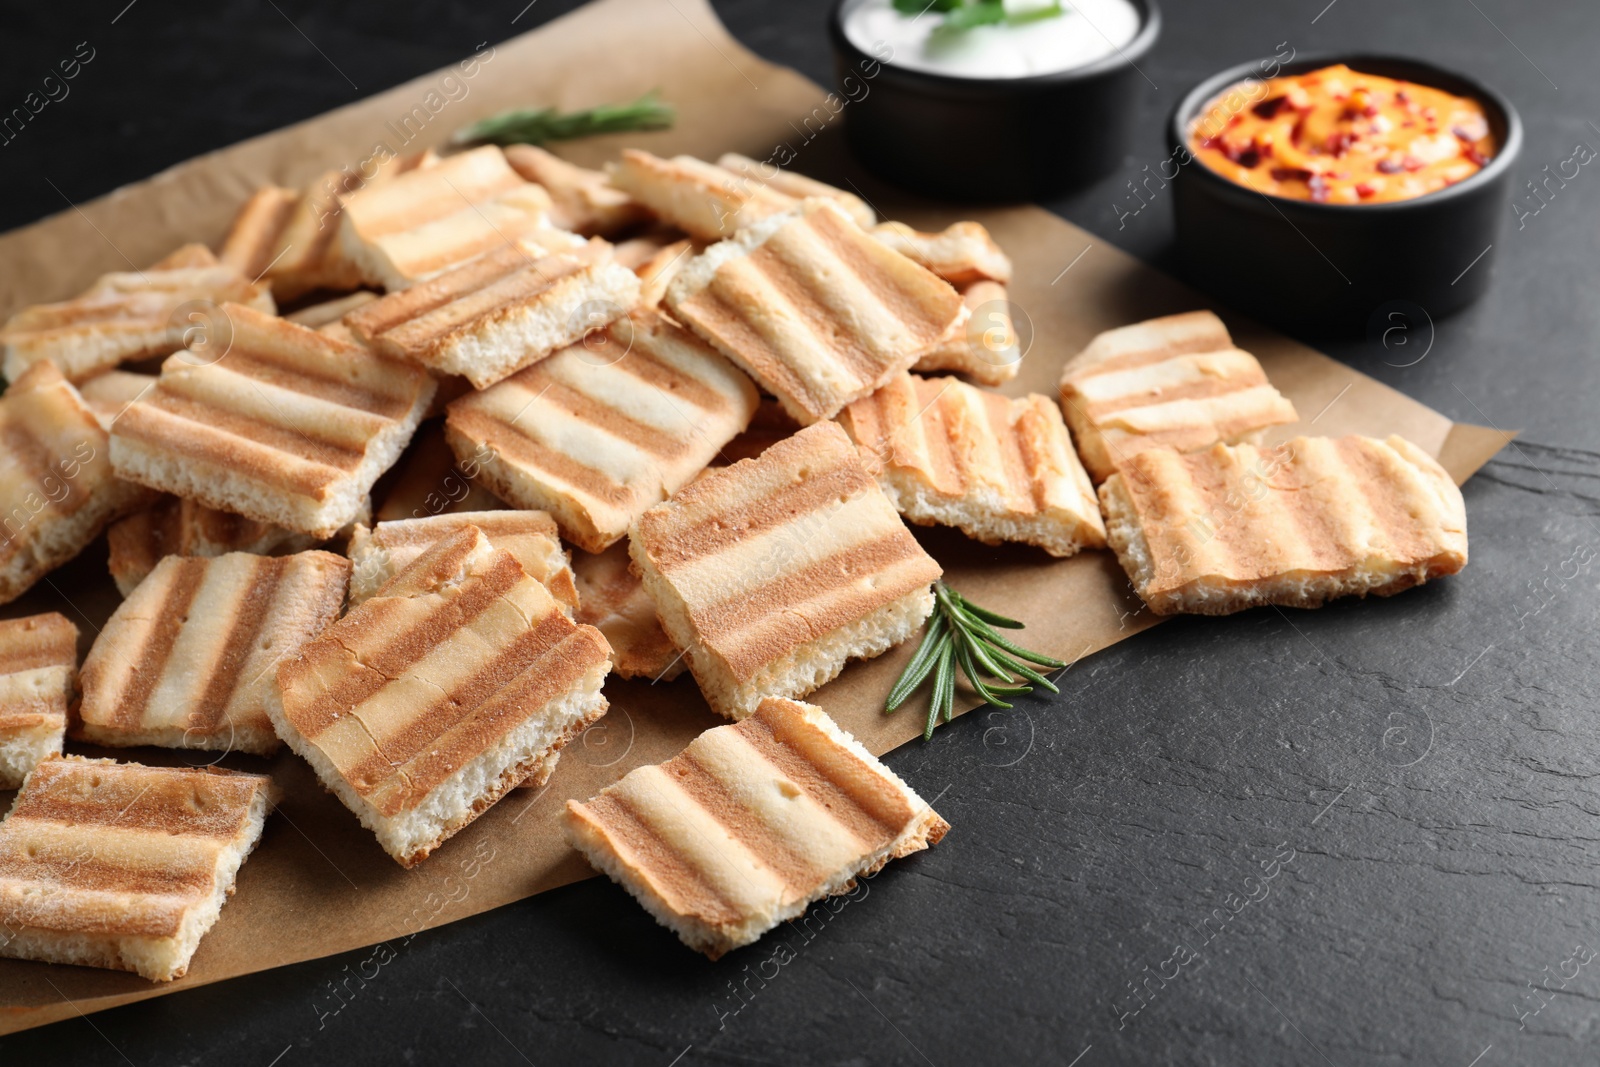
1169 54 1522 335
829 0 1161 201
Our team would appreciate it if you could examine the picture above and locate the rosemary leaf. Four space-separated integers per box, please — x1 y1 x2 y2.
450 92 675 147
954 631 1012 709
988 647 1060 693
927 641 956 740
948 603 1067 668
885 615 948 712
944 586 1023 628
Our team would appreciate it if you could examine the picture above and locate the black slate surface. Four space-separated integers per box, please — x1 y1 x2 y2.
1 1 1596 1064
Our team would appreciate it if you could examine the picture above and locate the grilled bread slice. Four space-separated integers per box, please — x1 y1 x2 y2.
0 756 277 981
373 420 503 522
285 291 379 330
0 362 152 605
570 542 683 681
564 697 948 959
1058 310 1299 483
503 144 649 236
870 220 1012 287
106 495 320 596
715 153 875 228
77 550 350 753
1100 435 1469 616
628 421 941 720
268 526 612 867
0 613 77 789
608 149 797 241
347 509 578 611
839 372 1105 557
344 239 641 389
445 307 760 553
0 248 275 384
912 280 1021 386
108 303 435 539
666 199 963 425
336 145 560 291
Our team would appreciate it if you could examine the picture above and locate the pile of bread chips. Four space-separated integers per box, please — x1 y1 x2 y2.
0 143 1468 975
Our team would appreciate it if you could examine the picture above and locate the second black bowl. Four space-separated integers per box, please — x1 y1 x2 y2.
1169 54 1522 335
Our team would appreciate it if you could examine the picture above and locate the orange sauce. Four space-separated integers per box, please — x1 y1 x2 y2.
1189 63 1496 204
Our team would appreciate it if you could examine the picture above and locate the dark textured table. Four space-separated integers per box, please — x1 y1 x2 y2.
1 1 1596 1063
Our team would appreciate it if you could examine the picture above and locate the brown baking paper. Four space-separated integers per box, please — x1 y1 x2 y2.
0 0 1510 1034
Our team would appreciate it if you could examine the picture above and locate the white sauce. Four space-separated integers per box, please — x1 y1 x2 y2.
844 0 1142 80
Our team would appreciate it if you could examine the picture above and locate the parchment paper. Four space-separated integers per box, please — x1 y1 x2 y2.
0 0 1510 1034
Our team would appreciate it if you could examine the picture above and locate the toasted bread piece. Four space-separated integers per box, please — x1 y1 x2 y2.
629 421 940 720
609 150 797 241
913 280 1021 386
870 220 1012 286
77 369 157 430
0 613 77 789
344 239 640 389
269 526 611 866
0 362 152 605
839 372 1105 557
374 420 503 522
565 697 947 958
1058 310 1299 483
337 145 560 291
1100 435 1469 616
629 237 696 308
445 308 759 552
105 494 325 597
666 200 963 425
347 509 578 611
0 253 276 384
503 144 650 236
109 303 434 539
0 756 277 981
570 542 683 681
76 550 349 754
217 186 300 282
715 153 876 228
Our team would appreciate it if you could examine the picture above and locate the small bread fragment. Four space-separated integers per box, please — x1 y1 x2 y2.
77 369 157 430
0 362 152 605
564 696 948 959
1100 435 1469 616
445 307 760 553
609 149 797 241
912 280 1022 386
76 550 350 754
570 542 683 681
839 372 1105 557
269 526 612 867
337 145 560 291
0 756 277 981
714 396 800 466
715 153 875 228
0 247 275 384
0 613 77 790
1058 310 1299 483
108 303 435 539
620 236 696 308
285 291 379 330
666 199 963 425
870 220 1012 286
629 421 941 720
105 494 321 596
344 239 641 389
347 509 578 611
504 144 650 236
373 421 503 522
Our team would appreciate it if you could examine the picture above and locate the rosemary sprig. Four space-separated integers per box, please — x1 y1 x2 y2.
450 92 675 147
885 582 1066 740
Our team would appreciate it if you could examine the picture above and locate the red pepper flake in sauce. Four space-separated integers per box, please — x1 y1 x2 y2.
1188 63 1496 203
